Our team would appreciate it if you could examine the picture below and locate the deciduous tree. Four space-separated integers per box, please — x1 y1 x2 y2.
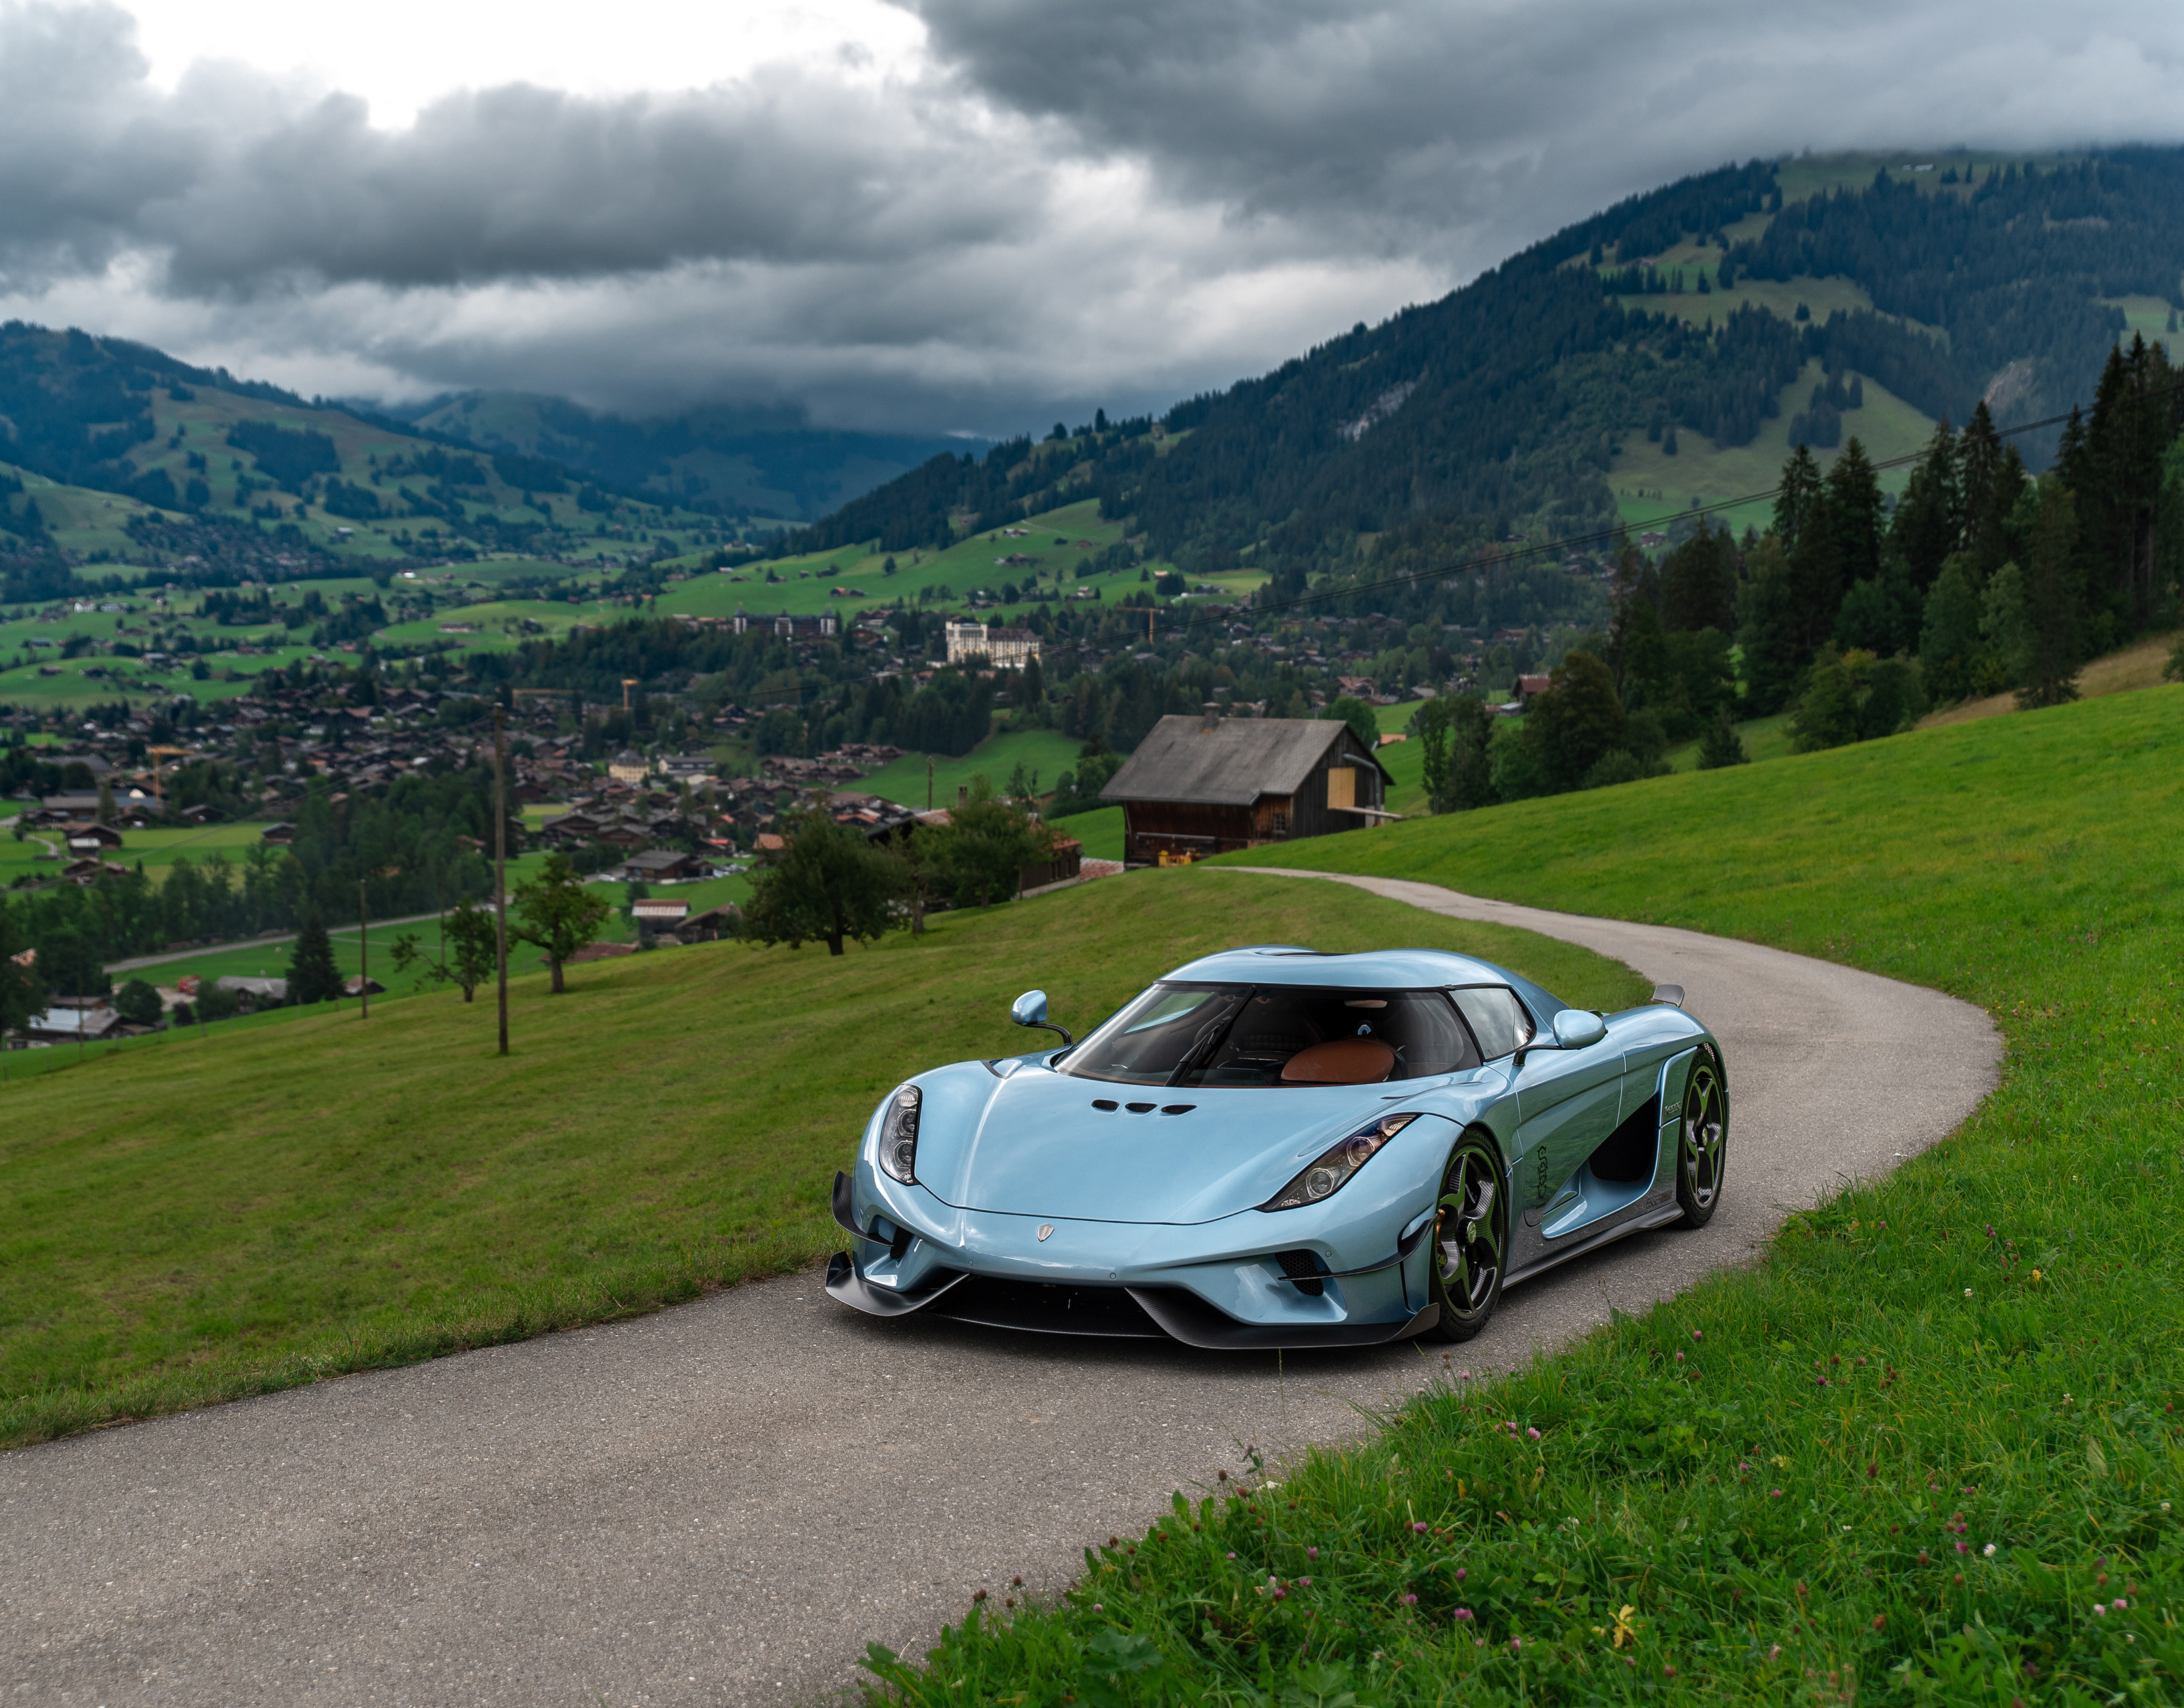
512 853 612 992
743 801 902 956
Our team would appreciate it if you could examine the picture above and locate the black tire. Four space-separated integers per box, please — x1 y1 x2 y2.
1674 1050 1727 1227
1426 1131 1507 1342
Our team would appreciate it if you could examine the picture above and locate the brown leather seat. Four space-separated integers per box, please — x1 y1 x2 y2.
1279 1037 1396 1085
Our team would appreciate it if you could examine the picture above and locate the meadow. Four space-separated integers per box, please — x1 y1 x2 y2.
0 869 1644 1449
887 685 2184 1704
1610 358 1935 539
655 496 1261 626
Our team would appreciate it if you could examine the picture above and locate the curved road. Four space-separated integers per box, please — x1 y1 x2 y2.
2 871 1999 1705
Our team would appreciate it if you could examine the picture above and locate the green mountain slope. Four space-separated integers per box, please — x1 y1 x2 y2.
0 325 740 582
789 149 2184 581
390 390 983 524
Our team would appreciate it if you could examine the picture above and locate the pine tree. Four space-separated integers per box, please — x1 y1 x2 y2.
2014 476 2084 708
1696 708 1749 769
1773 444 1821 546
1888 418 1961 590
287 914 342 1004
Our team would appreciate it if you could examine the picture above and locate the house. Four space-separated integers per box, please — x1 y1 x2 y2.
35 793 105 822
607 750 650 785
18 1004 125 1044
342 975 387 996
945 622 1041 668
1100 713 1394 866
1020 836 1083 893
616 848 709 882
259 822 296 844
1514 673 1552 707
631 898 690 928
731 610 837 638
62 857 129 885
217 976 289 1010
63 822 125 851
678 904 741 943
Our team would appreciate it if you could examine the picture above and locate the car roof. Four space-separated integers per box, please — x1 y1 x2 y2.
1163 944 1550 999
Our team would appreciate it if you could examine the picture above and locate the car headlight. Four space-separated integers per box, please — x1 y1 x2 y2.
1260 1113 1420 1211
877 1085 921 1184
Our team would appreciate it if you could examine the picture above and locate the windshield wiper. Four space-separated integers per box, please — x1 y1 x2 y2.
1166 991 1249 1086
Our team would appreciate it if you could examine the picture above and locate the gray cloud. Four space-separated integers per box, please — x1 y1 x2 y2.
4 0 2183 430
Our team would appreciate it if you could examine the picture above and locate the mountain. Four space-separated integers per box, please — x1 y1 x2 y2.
0 324 738 590
782 149 2184 580
381 391 985 525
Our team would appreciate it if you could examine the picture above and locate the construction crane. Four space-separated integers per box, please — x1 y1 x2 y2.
622 677 640 712
145 745 193 810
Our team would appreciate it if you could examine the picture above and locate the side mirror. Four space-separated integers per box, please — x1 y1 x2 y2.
1011 990 1074 1046
1552 1010 1608 1050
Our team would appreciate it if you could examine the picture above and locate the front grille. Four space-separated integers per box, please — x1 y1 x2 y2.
932 1276 1167 1337
1276 1250 1327 1296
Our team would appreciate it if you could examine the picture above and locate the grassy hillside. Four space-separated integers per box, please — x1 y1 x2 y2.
0 868 1646 1448
652 496 1261 628
1609 359 1937 537
904 687 2184 1703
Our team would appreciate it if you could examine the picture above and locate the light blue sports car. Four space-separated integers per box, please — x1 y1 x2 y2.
827 944 1727 1348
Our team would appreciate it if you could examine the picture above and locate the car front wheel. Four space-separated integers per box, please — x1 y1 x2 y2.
1674 1051 1727 1227
1426 1132 1506 1342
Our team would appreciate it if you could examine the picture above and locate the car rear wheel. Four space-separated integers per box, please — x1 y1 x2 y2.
1674 1052 1726 1227
1427 1132 1506 1342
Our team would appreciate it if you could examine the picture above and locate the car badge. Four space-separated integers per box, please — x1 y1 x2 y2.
1037 1224 1054 1242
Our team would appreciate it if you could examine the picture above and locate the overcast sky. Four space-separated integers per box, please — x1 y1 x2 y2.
3 0 2181 434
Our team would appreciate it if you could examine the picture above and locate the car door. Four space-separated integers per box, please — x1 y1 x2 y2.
1510 1024 1626 1222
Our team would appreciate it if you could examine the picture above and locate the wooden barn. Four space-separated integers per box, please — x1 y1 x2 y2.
1100 714 1395 866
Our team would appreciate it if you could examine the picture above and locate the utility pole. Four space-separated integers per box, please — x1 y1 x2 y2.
358 876 369 1019
494 704 509 1056
927 754 934 811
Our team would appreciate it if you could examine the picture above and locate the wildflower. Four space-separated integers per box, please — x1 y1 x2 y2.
1692 1328 1703 1341
1964 1288 1973 1297
1770 1488 1784 1498
1307 1547 1319 1559
1676 1351 1685 1361
1768 1645 1782 1662
1273 1587 1287 1601
1510 1636 1522 1654
1452 1607 1474 1622
1872 1615 1886 1631
1412 1521 1428 1533
1227 1551 1237 1560
1454 1567 1466 1581
1093 1603 1103 1612
2113 1599 2128 1611
1663 1665 1676 1678
2031 1269 2042 1281
1983 1544 1996 1557
1526 1427 1541 1440
1401 1593 1419 1606
1299 1577 1311 1587
1955 1541 1969 1555
2093 1604 2106 1617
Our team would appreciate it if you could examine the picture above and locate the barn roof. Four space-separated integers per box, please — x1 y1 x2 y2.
1100 716 1392 808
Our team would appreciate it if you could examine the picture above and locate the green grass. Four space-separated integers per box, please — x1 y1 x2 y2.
1612 360 1935 539
1663 712 1792 773
859 728 1089 812
654 497 1205 624
0 868 1642 1449
886 686 2184 1703
1045 804 1122 862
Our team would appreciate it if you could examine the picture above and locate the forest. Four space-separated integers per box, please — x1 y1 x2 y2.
777 151 2184 587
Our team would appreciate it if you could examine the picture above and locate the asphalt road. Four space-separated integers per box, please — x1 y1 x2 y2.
2 870 2001 1707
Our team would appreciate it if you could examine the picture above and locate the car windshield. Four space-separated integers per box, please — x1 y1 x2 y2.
1058 983 1481 1088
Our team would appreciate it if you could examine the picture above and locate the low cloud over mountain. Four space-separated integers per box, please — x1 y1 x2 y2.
1 0 2179 430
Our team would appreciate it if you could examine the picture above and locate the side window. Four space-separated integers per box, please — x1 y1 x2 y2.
1449 986 1535 1060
